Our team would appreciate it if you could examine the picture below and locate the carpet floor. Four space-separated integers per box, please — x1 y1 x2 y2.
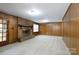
0 35 70 55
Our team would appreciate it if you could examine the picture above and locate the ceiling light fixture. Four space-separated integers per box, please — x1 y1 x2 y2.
28 9 41 16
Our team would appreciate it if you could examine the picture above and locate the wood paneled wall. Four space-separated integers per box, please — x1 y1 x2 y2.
39 22 62 36
8 15 18 43
63 3 79 54
0 12 35 44
18 17 33 26
0 12 18 44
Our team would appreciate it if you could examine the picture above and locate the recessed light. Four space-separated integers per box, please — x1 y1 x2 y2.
28 9 41 16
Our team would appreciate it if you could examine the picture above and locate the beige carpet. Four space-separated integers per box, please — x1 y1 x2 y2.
0 35 70 55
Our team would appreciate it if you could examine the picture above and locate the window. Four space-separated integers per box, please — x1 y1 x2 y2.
33 24 39 32
0 19 7 42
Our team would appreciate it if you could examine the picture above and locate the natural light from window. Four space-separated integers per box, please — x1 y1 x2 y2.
33 24 39 32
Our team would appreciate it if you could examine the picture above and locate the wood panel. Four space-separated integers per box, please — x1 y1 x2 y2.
63 3 79 54
18 17 33 26
8 15 18 43
39 22 62 36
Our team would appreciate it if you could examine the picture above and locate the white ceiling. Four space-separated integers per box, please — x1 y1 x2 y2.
0 3 70 23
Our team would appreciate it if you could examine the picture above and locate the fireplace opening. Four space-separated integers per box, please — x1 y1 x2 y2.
22 27 32 37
